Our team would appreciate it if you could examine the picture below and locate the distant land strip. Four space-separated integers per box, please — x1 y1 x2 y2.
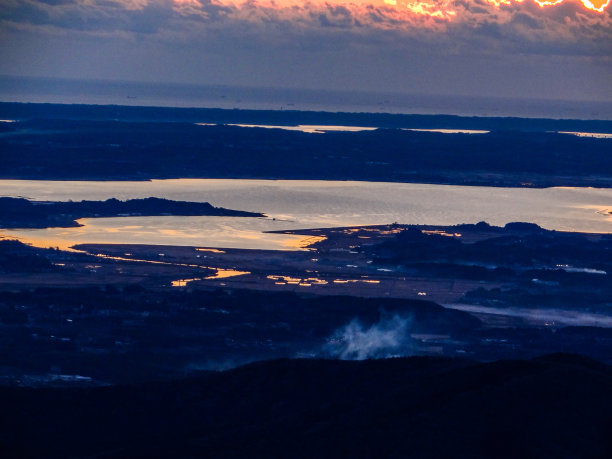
2 102 612 132
0 197 264 229
1 104 612 188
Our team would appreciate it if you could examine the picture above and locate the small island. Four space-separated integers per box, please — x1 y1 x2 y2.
0 196 264 229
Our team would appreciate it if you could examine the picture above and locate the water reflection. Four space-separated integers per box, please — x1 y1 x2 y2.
332 279 380 284
267 275 328 286
280 235 326 249
196 123 378 133
267 274 380 286
197 124 494 135
207 268 250 279
196 248 226 254
0 216 314 252
172 269 250 287
422 230 462 237
558 131 612 139
171 278 202 287
1 179 612 252
403 128 489 134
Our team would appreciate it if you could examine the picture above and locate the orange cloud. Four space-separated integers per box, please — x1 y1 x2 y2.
538 0 609 11
482 0 609 12
3 0 609 46
163 0 612 38
193 0 609 17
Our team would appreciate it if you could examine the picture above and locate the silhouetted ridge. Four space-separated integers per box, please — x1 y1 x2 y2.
1 354 611 458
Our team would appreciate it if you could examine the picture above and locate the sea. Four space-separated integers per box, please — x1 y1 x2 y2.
1 179 611 251
1 76 612 120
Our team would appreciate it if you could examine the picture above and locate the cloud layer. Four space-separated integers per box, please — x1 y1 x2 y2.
1 0 609 52
0 0 610 101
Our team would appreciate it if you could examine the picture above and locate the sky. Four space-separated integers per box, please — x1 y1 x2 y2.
0 0 610 102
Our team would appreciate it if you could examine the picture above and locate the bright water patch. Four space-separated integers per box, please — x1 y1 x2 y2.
0 179 611 250
403 128 489 134
197 123 378 133
558 131 612 139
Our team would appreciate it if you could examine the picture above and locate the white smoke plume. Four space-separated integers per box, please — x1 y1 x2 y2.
324 314 415 360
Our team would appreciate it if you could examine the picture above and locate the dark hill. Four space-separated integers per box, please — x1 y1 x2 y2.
1 354 611 458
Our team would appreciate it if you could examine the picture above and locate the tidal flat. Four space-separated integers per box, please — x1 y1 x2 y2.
1 221 611 390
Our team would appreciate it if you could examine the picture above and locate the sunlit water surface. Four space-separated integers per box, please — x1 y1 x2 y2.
1 179 611 251
197 124 492 134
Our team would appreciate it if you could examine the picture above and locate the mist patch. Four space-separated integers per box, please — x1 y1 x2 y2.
324 314 416 360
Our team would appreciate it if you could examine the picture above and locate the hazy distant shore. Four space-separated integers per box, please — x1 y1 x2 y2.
2 76 612 120
3 101 612 131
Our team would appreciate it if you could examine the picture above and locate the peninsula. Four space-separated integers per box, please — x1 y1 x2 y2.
0 197 264 229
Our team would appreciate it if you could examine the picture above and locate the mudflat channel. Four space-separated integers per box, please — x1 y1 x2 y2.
5 221 608 329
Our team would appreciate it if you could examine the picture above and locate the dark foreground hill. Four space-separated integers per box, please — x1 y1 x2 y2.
2 354 611 458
